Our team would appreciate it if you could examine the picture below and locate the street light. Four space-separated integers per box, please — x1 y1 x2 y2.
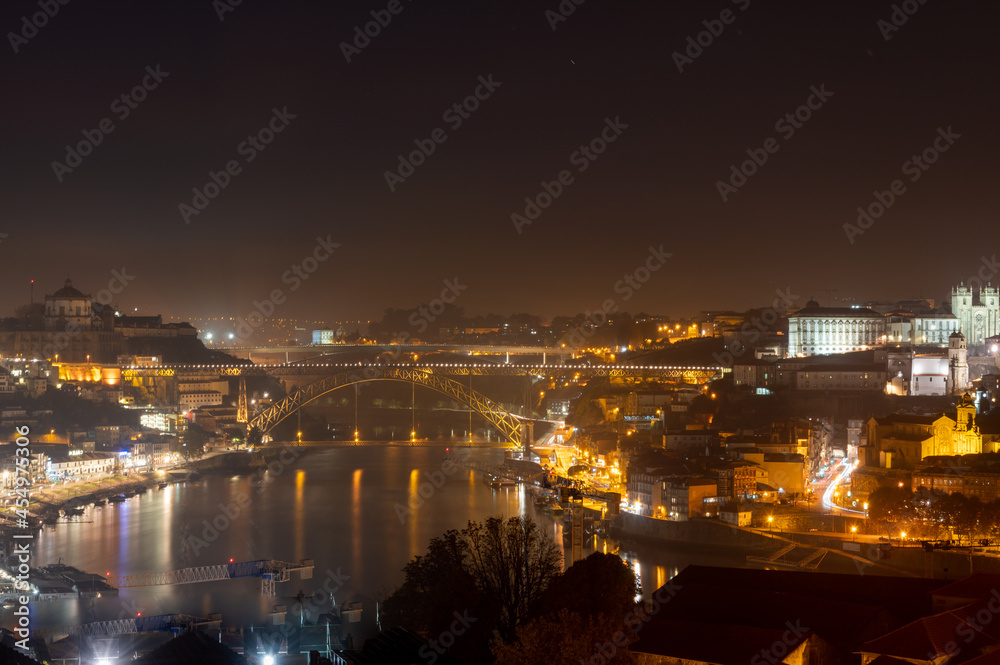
768 515 774 532
297 431 302 444
851 525 857 541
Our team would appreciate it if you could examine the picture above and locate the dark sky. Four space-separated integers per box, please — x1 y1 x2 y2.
2 0 997 323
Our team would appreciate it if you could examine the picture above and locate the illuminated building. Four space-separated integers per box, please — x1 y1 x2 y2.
885 312 960 346
44 278 94 331
786 299 884 357
863 394 985 469
950 283 999 347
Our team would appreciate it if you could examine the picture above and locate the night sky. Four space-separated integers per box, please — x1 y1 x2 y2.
2 0 997 322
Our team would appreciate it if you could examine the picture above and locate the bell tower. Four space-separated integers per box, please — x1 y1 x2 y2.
947 331 968 394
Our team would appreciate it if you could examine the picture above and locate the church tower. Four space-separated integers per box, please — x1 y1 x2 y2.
948 331 968 394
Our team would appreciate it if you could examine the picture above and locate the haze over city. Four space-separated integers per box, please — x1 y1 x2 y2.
2 0 998 321
3 1 1000 664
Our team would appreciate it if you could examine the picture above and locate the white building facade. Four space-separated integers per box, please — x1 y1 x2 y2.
951 283 999 347
786 301 885 357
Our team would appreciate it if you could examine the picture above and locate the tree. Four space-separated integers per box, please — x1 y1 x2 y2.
181 423 209 460
381 529 490 636
247 426 263 448
533 552 637 623
382 516 562 653
492 609 634 665
462 516 562 641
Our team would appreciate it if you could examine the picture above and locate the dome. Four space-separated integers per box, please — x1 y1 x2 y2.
804 297 820 308
50 278 87 299
950 331 965 338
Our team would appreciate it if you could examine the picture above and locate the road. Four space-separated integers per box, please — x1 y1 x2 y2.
819 458 866 516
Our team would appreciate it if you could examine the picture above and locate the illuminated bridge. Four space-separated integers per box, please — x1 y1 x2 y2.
121 362 726 382
120 362 727 446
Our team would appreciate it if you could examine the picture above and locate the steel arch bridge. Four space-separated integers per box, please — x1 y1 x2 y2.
249 366 524 447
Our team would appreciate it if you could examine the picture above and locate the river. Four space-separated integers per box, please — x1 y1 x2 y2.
9 446 748 638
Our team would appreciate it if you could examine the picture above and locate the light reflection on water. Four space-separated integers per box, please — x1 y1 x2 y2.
8 447 745 634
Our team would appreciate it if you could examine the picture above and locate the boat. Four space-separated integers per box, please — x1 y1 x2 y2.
92 498 106 506
157 482 168 489
65 507 85 517
107 495 126 503
43 515 59 524
135 486 147 494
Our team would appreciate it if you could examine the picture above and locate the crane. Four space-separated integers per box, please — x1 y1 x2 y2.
109 558 314 597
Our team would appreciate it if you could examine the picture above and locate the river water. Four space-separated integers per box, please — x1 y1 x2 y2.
8 446 747 637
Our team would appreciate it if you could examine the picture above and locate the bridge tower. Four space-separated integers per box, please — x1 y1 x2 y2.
237 377 248 424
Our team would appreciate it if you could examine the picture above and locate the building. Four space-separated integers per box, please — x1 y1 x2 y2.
947 331 969 395
626 469 663 516
951 282 999 347
0 446 49 487
115 316 197 338
795 365 887 391
886 312 960 347
655 477 717 520
180 391 224 410
912 466 1000 502
312 328 336 344
718 506 752 526
95 425 132 449
44 278 94 331
786 300 885 357
911 353 950 396
47 451 116 480
716 462 756 499
863 395 985 469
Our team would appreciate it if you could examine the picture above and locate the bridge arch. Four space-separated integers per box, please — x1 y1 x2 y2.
249 366 523 446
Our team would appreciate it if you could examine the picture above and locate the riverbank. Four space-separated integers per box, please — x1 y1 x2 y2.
28 474 157 518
